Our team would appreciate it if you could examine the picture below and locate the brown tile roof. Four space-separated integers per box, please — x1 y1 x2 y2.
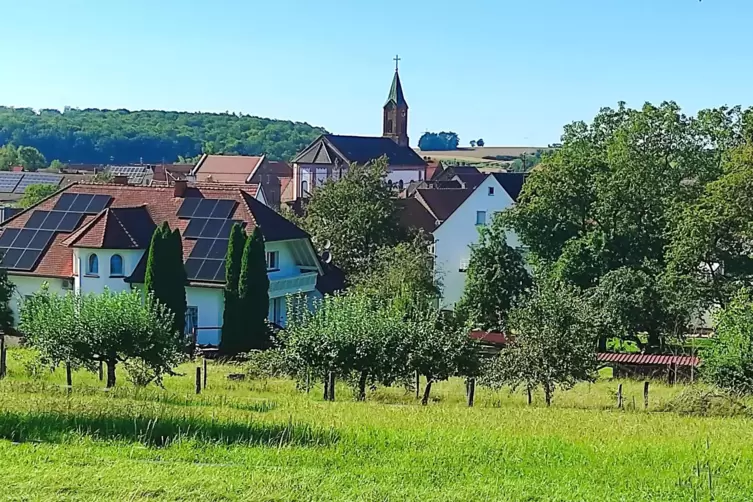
193 154 264 183
152 164 193 182
0 181 302 280
415 188 474 222
397 197 438 234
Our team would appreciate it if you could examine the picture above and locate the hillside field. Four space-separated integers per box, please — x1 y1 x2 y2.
0 349 751 501
417 146 546 170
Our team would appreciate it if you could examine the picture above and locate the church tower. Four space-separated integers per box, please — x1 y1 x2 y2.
383 55 409 147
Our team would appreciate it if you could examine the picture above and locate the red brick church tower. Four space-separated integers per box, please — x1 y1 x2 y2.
383 55 409 147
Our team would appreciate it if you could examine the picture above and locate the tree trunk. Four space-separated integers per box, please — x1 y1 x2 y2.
106 360 117 388
597 335 607 352
421 378 433 406
328 372 336 402
544 382 552 407
323 375 329 401
65 362 72 391
357 371 368 401
527 386 532 405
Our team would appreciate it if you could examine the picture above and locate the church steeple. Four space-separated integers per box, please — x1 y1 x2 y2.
383 55 409 147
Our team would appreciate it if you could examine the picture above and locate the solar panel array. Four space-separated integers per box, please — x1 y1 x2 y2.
0 172 63 194
106 166 149 185
0 192 112 271
178 198 242 282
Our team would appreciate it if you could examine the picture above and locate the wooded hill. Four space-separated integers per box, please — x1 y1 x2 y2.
0 107 327 164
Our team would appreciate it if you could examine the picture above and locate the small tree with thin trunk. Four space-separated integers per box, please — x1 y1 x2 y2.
238 226 270 351
220 223 246 356
408 309 480 405
484 280 598 406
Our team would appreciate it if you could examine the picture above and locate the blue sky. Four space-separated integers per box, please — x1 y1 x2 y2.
1 0 750 146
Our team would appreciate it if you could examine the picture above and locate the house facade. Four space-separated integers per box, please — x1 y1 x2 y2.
290 66 426 200
0 181 334 346
400 173 526 309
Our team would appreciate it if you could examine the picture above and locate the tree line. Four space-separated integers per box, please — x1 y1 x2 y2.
0 107 326 164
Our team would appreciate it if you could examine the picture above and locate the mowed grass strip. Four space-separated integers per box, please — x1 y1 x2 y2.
0 352 751 501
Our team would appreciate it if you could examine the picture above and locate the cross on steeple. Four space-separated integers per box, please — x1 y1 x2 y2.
393 54 401 72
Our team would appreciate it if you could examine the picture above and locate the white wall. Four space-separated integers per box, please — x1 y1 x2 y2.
387 168 423 186
8 275 67 326
433 176 521 309
74 248 145 294
187 286 224 345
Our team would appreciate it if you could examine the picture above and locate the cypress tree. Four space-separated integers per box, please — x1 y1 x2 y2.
144 223 186 336
169 228 187 337
238 226 270 351
220 224 246 356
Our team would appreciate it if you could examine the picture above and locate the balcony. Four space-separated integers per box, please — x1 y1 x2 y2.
269 272 318 298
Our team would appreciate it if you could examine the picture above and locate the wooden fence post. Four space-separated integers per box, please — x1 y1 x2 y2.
203 358 207 389
467 378 476 407
305 369 311 394
65 362 72 393
327 372 336 402
644 381 649 410
195 367 201 394
98 360 103 381
0 335 6 379
415 371 420 399
527 387 532 405
617 384 623 409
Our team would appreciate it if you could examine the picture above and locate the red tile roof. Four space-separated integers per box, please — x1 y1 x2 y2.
193 154 265 183
597 353 699 367
152 164 193 182
469 330 508 346
0 181 302 280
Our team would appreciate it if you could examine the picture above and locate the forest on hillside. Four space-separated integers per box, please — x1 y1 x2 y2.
0 107 327 164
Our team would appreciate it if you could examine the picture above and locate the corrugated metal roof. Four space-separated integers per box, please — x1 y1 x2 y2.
597 352 699 367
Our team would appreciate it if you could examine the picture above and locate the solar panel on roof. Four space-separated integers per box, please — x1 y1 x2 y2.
57 212 83 232
193 199 218 218
207 240 228 260
69 194 93 212
190 239 213 258
0 229 19 247
0 248 23 268
25 211 49 229
12 229 36 249
28 230 54 250
177 198 201 218
184 218 208 239
211 200 236 219
14 249 42 271
213 266 226 282
54 193 77 211
195 259 223 281
199 220 224 239
184 258 202 278
40 211 65 230
86 194 111 213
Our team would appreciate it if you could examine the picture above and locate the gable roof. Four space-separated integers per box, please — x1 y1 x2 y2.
293 134 426 167
415 188 474 222
385 70 408 107
192 154 265 183
64 206 156 249
491 172 527 201
0 182 309 281
397 197 438 234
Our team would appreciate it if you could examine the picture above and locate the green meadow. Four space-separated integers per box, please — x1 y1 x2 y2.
0 349 751 501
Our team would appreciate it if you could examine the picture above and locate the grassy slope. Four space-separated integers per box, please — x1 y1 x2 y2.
0 351 750 501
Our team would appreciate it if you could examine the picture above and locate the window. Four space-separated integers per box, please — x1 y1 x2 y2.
476 211 487 226
110 254 124 277
488 186 495 196
266 251 279 271
301 180 308 194
86 253 99 276
185 306 198 337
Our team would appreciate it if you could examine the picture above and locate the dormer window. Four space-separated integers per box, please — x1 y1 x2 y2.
110 254 124 277
86 253 99 276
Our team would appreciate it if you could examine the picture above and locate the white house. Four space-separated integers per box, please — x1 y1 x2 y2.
0 180 340 346
400 173 526 309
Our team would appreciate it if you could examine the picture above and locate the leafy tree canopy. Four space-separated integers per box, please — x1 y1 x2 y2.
18 184 59 209
0 107 327 164
456 214 531 332
302 157 405 279
418 131 460 151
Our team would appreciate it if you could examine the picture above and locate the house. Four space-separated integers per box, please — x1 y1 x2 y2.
290 64 426 199
151 164 194 183
0 180 334 346
400 172 526 309
191 154 293 209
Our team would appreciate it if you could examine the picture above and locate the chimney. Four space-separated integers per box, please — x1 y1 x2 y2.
174 180 188 198
113 175 129 185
